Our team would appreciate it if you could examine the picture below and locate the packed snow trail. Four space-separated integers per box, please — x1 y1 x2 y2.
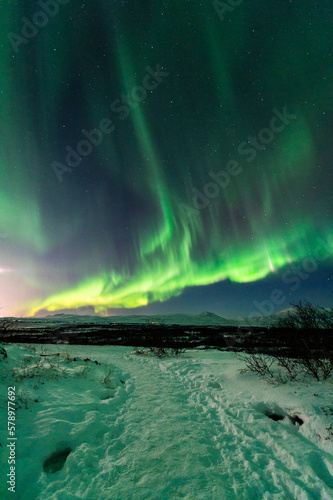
160 356 333 499
38 347 333 500
1 345 333 500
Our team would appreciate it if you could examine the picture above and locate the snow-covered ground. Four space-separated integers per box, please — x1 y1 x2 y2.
1 344 333 499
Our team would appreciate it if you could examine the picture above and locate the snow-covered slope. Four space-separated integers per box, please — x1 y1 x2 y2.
1 344 333 499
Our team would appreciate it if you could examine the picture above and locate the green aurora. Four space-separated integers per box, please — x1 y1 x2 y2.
0 0 332 316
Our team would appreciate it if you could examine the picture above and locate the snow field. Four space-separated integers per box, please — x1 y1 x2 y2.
0 344 333 499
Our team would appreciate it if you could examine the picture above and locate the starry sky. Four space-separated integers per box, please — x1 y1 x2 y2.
1 0 332 319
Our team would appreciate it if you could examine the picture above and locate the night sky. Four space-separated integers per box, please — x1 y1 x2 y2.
1 0 332 319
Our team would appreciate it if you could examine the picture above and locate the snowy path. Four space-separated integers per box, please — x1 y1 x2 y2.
93 354 227 500
46 348 333 500
2 346 333 500
106 353 333 500
160 356 333 499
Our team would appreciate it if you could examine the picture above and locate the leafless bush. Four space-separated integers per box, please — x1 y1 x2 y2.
172 347 187 356
132 347 149 356
275 300 333 329
270 298 333 381
240 349 333 383
298 356 333 381
274 355 299 381
151 346 186 357
239 353 275 383
103 369 113 386
0 316 18 331
133 346 186 358
0 317 18 359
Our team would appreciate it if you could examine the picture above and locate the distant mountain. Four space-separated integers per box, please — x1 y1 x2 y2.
238 307 297 327
194 311 226 320
266 307 296 322
23 311 236 326
107 311 233 325
192 311 237 325
21 308 298 327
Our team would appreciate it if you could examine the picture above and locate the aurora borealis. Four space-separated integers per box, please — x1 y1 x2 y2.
1 0 332 318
